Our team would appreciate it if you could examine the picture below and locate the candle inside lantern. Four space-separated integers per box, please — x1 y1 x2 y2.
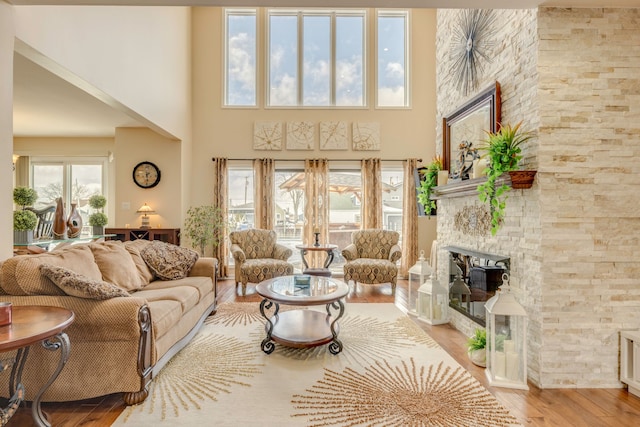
313 227 319 234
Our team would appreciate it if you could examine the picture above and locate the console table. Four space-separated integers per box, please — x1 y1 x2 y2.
0 306 74 427
106 228 180 246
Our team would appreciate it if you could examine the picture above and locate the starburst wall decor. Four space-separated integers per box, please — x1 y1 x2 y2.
448 9 497 96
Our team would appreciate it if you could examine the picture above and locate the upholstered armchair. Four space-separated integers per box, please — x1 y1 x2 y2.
229 228 294 295
342 229 402 294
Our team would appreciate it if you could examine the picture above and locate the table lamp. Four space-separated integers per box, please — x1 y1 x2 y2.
136 203 155 229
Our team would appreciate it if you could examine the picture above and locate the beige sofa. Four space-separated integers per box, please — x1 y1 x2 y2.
0 239 217 405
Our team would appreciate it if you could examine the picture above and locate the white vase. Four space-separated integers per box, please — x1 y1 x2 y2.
468 348 486 367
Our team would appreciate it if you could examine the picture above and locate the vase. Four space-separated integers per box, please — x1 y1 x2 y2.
53 197 67 240
13 230 33 245
67 203 83 238
508 170 537 189
92 226 105 236
468 348 486 367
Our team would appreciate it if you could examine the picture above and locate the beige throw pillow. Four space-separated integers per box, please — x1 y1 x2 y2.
40 264 130 300
141 241 199 281
124 240 156 285
89 241 143 292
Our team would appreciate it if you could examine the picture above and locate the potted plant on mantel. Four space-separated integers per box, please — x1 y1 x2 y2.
477 122 536 235
184 205 227 256
88 194 108 235
13 187 39 244
417 155 444 216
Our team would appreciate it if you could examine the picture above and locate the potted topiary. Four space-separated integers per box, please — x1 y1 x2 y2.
184 205 227 256
13 187 38 244
477 122 535 235
417 155 444 216
467 328 487 367
88 194 108 235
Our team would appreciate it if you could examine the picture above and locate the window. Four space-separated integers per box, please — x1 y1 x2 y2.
228 167 255 232
224 9 257 107
31 158 106 233
377 10 410 107
267 9 366 107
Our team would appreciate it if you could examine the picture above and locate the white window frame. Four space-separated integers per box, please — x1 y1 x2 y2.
266 8 367 108
375 9 411 109
223 8 258 108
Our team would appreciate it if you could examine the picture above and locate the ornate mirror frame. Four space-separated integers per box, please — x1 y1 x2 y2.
442 81 501 177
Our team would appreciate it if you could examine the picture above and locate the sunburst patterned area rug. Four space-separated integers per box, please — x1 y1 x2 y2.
113 303 521 427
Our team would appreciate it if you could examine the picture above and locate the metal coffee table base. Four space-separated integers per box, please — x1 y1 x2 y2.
259 300 345 355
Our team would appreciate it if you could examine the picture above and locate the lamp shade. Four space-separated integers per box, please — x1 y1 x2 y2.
136 203 155 214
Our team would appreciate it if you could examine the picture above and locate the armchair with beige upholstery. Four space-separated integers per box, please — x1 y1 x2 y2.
342 229 402 294
229 228 294 295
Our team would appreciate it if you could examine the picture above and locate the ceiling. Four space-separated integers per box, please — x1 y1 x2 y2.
11 0 640 138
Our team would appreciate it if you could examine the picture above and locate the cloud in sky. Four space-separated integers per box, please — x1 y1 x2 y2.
227 32 256 104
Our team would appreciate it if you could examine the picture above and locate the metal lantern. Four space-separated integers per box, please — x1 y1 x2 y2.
449 265 471 312
417 272 448 325
408 250 432 316
485 273 529 390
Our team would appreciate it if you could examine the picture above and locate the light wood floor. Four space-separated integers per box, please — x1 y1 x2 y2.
6 278 640 426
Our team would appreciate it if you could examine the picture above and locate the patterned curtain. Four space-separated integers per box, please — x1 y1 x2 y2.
361 158 382 229
212 157 229 278
304 159 329 266
400 158 419 278
253 158 275 230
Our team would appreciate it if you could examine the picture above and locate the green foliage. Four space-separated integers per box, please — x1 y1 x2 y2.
416 156 444 216
477 122 533 235
88 212 108 227
13 210 37 231
88 194 107 210
466 328 486 352
185 205 227 256
13 186 38 208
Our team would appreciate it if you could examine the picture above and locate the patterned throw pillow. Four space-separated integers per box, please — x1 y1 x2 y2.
140 241 199 281
39 264 130 300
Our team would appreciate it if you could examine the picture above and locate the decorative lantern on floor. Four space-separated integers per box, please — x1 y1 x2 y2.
485 273 529 390
408 250 432 317
449 265 471 312
417 270 448 325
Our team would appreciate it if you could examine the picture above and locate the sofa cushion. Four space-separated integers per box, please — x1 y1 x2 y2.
124 240 155 285
4 245 103 296
141 241 199 280
89 241 143 292
39 264 130 300
141 276 213 301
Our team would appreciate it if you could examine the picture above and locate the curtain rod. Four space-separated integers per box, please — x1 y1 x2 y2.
212 158 422 162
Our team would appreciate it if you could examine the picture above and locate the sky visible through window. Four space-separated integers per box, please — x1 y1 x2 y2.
225 9 408 108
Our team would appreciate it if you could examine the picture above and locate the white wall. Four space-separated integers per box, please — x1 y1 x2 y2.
0 2 14 260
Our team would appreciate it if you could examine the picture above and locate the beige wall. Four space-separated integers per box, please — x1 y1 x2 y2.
0 1 14 260
191 7 438 251
114 127 182 229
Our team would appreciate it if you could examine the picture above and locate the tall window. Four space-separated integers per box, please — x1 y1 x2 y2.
377 10 410 107
224 9 257 107
267 9 366 107
228 167 255 232
31 158 106 232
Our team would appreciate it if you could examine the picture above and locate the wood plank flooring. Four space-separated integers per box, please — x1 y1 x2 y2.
5 278 640 426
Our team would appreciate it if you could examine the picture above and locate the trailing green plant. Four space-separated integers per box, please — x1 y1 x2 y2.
13 186 38 231
88 194 108 227
417 155 444 216
466 328 487 352
185 205 227 256
477 122 533 235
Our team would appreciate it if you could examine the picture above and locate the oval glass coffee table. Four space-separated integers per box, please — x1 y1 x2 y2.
256 275 349 355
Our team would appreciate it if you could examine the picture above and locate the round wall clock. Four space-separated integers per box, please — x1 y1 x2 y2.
132 161 161 189
449 9 497 96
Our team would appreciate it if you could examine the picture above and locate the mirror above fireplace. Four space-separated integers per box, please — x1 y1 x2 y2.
443 245 510 326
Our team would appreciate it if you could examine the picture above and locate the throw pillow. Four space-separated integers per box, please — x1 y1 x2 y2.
140 241 199 281
89 241 143 292
39 264 130 300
